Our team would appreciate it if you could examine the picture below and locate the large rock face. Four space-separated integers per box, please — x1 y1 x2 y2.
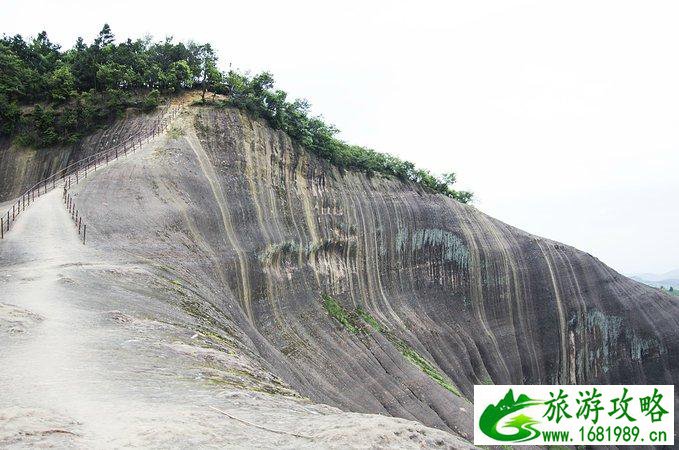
66 105 678 441
0 108 164 201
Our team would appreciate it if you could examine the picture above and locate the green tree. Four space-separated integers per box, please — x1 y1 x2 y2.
94 23 115 48
96 61 134 90
167 60 193 91
66 37 96 91
0 94 21 135
194 43 220 101
0 42 34 100
48 65 75 102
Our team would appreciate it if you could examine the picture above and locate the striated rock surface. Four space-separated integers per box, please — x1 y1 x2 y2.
0 108 164 201
1 103 677 446
72 106 678 440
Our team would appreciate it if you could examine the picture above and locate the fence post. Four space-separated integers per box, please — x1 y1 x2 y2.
83 224 86 244
1 217 3 239
12 204 15 220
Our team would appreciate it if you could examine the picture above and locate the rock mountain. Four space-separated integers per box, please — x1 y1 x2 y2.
0 101 676 448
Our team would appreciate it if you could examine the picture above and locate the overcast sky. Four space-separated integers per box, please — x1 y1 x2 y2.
2 0 677 275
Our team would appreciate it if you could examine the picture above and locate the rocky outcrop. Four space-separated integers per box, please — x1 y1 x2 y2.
66 105 678 441
0 108 164 201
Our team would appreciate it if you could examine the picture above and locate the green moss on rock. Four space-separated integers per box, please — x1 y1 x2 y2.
320 295 461 396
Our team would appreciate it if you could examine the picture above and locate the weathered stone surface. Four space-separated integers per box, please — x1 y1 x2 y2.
70 106 678 440
0 108 164 201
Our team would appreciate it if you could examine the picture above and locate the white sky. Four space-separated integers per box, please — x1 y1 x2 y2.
2 0 677 275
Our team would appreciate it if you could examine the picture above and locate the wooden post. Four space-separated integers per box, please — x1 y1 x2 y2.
83 224 86 244
12 204 15 220
1 217 3 239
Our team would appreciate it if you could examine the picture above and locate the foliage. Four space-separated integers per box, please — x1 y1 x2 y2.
0 26 471 202
392 338 461 396
355 305 384 332
321 297 461 395
0 25 217 146
222 71 473 202
48 65 75 103
322 294 361 334
143 89 161 111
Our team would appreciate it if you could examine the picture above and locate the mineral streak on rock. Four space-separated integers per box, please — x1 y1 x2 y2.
2 104 677 445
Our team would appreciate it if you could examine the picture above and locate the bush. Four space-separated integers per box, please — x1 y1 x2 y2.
143 89 161 111
0 94 21 135
0 26 473 203
224 70 473 202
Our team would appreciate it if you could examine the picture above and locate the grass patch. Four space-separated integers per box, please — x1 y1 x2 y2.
320 295 461 396
356 305 383 332
391 338 462 396
168 125 185 139
322 294 361 334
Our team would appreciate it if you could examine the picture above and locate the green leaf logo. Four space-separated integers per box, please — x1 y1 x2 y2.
479 389 543 442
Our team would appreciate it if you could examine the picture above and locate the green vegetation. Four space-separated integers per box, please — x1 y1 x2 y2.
391 337 462 396
355 305 384 332
321 295 461 395
660 286 678 296
321 294 361 334
219 72 472 202
2 25 472 202
1 25 218 146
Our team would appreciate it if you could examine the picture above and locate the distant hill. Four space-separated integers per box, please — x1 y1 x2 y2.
631 269 679 290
